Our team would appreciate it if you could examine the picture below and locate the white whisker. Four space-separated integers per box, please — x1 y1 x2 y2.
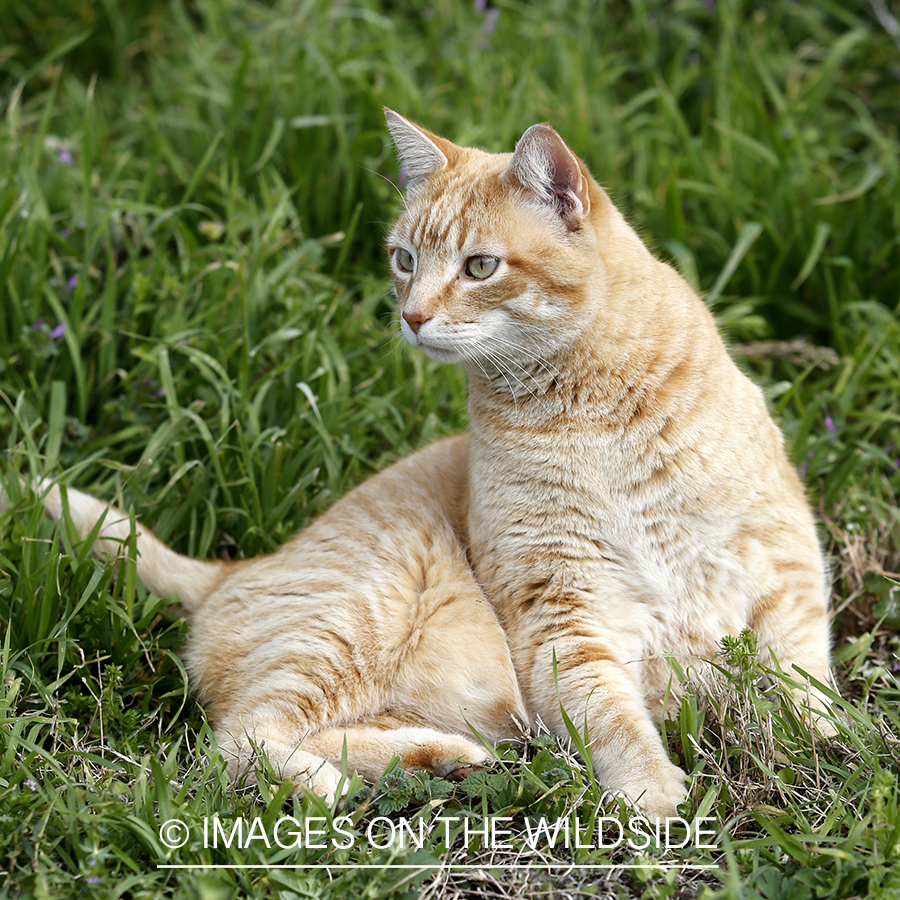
361 165 408 213
482 337 556 401
460 344 520 419
488 332 562 383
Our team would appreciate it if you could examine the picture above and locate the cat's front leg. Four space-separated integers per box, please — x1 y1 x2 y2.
528 636 687 820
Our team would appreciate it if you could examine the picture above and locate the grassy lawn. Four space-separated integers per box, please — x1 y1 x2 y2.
1 1 899 897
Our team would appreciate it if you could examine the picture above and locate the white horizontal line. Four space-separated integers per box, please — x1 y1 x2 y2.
157 863 720 871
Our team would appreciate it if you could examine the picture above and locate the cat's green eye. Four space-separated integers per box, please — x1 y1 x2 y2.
465 256 499 280
394 248 415 273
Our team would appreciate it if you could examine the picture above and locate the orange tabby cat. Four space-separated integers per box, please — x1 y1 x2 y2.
1 112 834 820
384 110 834 817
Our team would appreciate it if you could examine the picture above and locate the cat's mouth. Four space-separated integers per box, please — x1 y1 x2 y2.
419 344 460 363
400 317 462 363
409 333 461 364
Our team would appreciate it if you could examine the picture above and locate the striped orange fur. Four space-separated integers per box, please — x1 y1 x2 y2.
1 112 835 820
385 110 834 818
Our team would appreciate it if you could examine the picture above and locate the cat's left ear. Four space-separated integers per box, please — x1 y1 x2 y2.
502 124 591 224
384 109 454 193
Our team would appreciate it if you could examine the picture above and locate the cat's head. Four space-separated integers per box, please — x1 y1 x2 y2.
385 110 613 383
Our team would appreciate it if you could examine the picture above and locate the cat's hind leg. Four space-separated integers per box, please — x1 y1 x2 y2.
214 716 490 803
214 718 346 804
299 720 491 781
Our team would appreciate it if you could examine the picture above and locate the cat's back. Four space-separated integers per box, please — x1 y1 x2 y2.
199 432 470 603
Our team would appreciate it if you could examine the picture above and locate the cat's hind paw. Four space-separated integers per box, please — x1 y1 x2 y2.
430 737 492 780
443 763 486 781
285 754 349 806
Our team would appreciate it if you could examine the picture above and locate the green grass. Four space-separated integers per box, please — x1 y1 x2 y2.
1 0 899 897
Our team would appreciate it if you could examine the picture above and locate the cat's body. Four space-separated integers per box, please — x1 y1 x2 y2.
183 433 526 797
1 112 834 819
384 112 833 815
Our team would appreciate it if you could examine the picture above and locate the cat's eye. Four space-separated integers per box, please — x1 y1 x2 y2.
394 248 415 273
465 256 499 280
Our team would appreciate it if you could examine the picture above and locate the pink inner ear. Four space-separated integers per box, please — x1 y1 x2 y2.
546 137 590 216
504 124 590 219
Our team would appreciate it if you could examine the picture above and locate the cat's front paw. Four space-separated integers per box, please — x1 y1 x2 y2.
810 713 838 738
619 759 688 822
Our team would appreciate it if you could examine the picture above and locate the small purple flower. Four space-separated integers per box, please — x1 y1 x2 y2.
824 415 836 434
24 779 38 790
66 274 78 289
474 0 487 9
87 875 100 884
60 228 71 238
482 7 499 33
32 319 44 330
65 417 88 442
58 148 74 165
50 323 67 340
798 449 815 479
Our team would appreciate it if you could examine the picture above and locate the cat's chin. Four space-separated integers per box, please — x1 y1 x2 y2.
401 327 464 364
417 342 462 364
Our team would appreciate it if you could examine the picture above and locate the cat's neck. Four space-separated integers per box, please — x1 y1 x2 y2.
467 259 720 434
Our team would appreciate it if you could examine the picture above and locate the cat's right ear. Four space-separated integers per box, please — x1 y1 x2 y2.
502 123 591 226
384 109 450 193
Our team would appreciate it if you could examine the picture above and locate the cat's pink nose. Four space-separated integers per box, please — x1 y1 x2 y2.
402 310 430 334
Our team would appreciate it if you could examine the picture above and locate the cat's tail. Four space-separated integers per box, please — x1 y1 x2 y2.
0 479 225 614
